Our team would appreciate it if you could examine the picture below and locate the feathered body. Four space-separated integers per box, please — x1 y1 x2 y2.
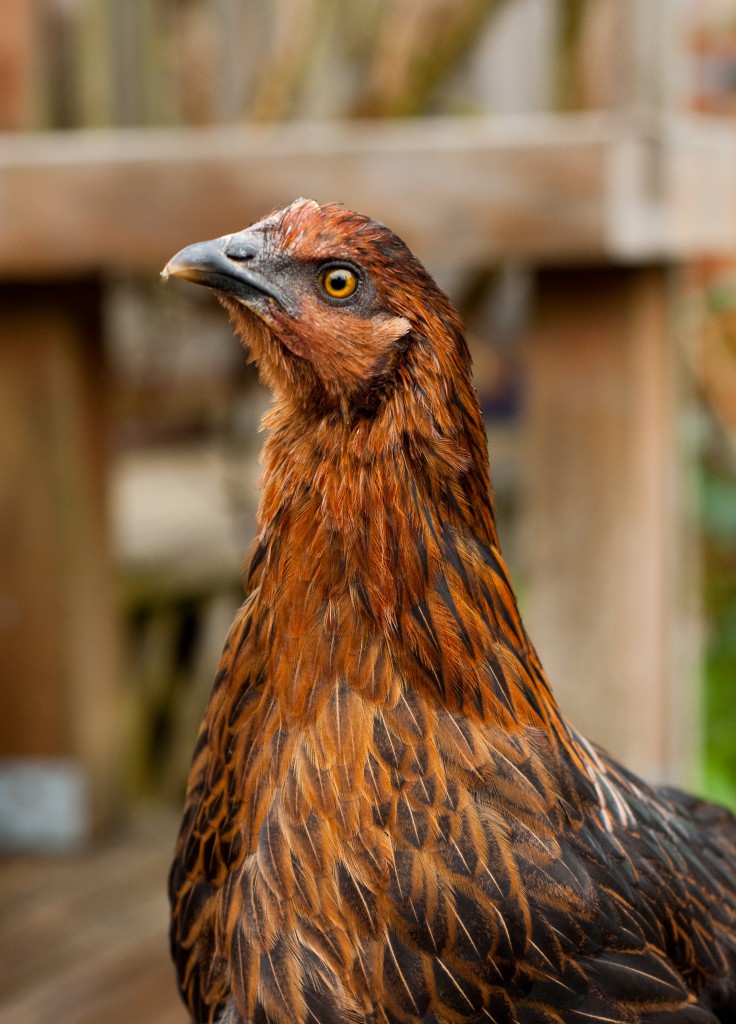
164 200 736 1024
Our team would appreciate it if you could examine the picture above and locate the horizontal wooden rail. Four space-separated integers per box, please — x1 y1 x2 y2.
0 113 735 277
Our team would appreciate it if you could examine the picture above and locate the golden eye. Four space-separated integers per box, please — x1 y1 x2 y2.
320 266 358 300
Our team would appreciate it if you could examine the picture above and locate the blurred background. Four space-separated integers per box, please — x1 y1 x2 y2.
1 1 736 1022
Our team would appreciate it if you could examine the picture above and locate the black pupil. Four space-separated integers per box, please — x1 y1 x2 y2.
330 271 349 292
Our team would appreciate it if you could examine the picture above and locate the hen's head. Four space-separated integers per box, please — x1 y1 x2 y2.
163 198 466 414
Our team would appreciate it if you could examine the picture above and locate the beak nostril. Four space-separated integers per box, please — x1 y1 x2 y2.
225 240 259 263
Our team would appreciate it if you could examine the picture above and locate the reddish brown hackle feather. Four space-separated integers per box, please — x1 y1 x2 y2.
167 200 736 1024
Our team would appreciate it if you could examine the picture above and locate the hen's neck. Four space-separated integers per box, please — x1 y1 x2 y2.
244 362 566 739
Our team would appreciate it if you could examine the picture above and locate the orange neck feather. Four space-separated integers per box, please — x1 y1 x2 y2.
241 326 566 739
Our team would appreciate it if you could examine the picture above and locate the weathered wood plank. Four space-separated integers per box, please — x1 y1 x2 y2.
0 114 734 277
0 812 187 1024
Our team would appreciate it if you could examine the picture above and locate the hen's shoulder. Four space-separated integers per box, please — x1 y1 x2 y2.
564 748 736 1018
381 705 736 1022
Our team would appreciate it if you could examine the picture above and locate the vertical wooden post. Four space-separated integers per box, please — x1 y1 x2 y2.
520 265 698 786
0 283 123 842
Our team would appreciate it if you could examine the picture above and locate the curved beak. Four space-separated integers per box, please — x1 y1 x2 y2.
162 230 294 314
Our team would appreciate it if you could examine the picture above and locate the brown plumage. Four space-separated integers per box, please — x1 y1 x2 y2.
163 198 736 1024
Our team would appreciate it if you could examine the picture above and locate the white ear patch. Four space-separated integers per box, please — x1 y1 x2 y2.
378 315 412 344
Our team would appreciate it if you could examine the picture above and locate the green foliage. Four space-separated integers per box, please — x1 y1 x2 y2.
707 282 736 315
700 460 736 812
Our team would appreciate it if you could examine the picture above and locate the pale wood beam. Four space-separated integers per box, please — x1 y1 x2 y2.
0 114 734 278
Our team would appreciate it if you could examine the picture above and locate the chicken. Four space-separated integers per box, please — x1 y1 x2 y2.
163 198 736 1024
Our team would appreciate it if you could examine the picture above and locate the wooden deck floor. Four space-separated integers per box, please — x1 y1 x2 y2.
0 809 189 1024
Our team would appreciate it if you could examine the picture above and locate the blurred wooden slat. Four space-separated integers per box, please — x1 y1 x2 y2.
0 812 188 1024
565 0 690 115
0 114 735 279
0 0 36 130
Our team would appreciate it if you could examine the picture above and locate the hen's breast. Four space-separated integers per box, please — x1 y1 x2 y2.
171 636 736 1024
